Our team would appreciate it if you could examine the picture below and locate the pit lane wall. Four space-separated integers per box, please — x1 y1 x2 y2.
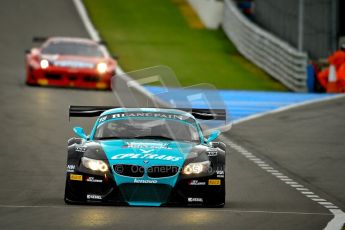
189 0 309 92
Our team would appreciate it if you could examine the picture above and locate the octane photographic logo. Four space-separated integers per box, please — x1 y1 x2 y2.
114 164 179 175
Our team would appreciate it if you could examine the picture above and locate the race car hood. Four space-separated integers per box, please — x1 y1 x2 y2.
88 139 204 206
100 139 195 165
101 139 195 192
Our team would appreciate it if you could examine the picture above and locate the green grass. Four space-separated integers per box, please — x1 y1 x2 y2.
84 0 287 91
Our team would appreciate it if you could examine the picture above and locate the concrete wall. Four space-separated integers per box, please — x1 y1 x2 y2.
187 0 224 29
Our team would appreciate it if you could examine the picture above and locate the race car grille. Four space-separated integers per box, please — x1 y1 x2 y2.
119 183 172 203
84 75 100 82
68 76 77 81
45 73 62 80
147 166 179 178
113 164 144 177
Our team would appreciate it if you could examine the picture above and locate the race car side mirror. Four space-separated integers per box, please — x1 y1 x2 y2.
206 130 220 144
73 127 88 140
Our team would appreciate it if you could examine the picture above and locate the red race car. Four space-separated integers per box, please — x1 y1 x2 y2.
25 37 117 90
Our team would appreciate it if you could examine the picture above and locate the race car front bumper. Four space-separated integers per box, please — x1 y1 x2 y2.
65 170 225 207
26 65 114 89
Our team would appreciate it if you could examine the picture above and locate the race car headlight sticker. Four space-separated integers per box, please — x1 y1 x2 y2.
182 161 210 175
40 59 49 69
96 62 107 74
81 157 108 172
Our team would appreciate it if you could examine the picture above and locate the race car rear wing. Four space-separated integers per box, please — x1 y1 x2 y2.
33 36 107 44
69 106 226 121
32 36 48 42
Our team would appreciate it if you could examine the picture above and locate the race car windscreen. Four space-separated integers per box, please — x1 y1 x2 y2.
94 118 200 142
41 41 104 57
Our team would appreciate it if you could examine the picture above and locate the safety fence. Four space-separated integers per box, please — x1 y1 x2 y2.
222 0 308 92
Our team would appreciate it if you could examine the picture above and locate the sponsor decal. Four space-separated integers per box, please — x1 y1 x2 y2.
134 178 158 184
70 174 82 181
207 151 218 157
140 149 154 154
189 180 206 186
188 197 203 202
75 146 87 152
208 179 221 185
66 165 75 173
99 116 107 122
53 60 94 69
98 112 197 126
103 112 186 121
111 153 182 162
86 194 102 200
216 170 224 178
86 177 103 183
126 142 172 150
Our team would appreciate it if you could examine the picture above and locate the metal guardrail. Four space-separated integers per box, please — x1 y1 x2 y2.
222 0 308 92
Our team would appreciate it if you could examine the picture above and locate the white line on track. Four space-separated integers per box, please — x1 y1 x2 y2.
0 204 332 216
223 137 345 230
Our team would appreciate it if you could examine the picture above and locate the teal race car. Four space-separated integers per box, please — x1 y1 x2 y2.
65 106 227 207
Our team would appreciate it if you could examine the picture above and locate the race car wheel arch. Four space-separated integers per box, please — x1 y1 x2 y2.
210 141 226 151
67 137 84 146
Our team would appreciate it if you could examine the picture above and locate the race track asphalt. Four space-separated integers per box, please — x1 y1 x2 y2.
0 0 343 229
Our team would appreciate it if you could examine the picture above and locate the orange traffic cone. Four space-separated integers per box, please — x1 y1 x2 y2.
326 65 339 93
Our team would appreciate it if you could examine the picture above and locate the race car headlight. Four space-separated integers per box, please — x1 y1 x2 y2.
96 62 107 74
40 59 49 69
81 157 108 172
182 161 210 175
